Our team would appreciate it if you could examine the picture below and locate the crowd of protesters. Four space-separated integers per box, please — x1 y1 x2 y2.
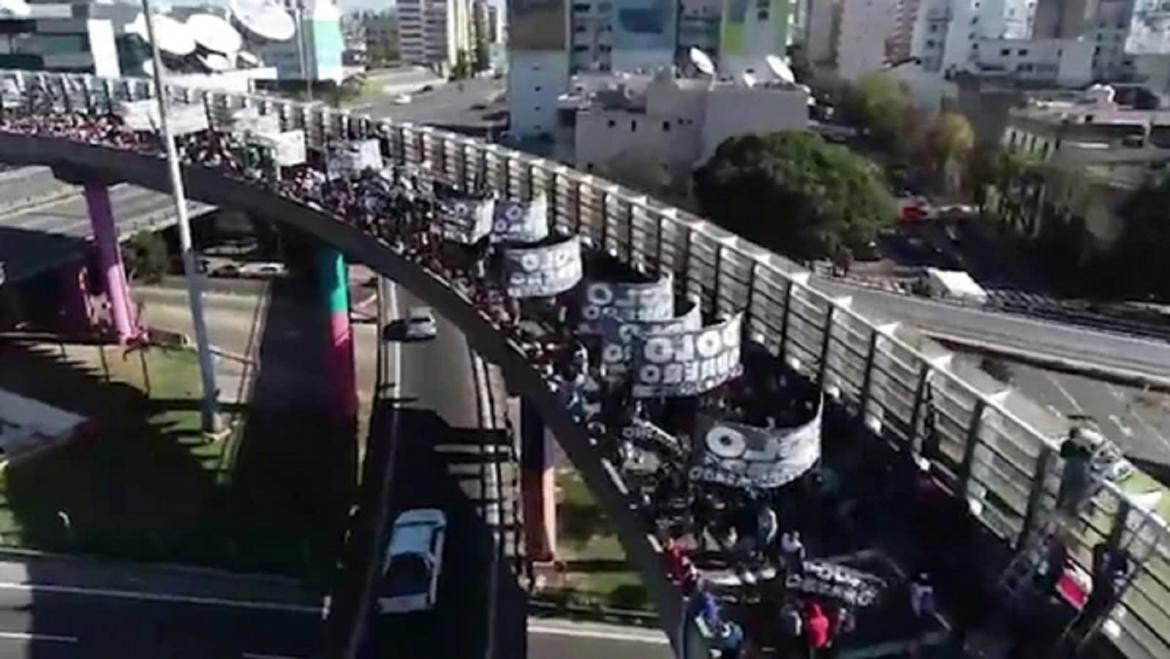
0 89 1135 659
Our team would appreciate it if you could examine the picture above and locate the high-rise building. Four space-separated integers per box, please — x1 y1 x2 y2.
508 0 571 137
835 0 897 80
717 0 797 78
260 0 345 82
678 0 723 56
363 11 399 63
398 0 473 72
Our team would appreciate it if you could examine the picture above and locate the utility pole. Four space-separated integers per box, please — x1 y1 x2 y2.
141 1 221 433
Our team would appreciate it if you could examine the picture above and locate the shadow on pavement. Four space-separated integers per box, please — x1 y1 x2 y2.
364 406 527 659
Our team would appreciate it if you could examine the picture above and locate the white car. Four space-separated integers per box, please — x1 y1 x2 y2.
394 94 412 105
378 508 446 614
402 306 438 340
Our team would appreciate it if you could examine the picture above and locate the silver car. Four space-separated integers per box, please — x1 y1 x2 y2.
378 508 446 614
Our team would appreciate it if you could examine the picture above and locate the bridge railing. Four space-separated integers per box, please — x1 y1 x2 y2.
8 69 1170 658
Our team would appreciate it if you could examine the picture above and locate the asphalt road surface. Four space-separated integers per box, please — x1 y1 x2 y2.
349 78 505 133
362 284 527 658
813 277 1170 387
0 280 674 658
0 179 212 284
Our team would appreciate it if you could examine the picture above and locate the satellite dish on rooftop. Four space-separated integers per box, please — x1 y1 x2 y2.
766 54 796 85
187 14 243 54
199 52 234 72
237 50 261 67
129 12 197 56
0 0 31 18
689 47 715 77
230 0 295 42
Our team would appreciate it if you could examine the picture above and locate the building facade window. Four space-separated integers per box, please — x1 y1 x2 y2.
631 120 637 131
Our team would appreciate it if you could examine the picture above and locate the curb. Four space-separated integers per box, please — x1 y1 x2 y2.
0 545 312 590
528 596 659 627
928 331 1170 392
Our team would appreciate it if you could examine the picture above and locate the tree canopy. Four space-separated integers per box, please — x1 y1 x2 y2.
1109 175 1170 299
694 132 895 261
847 73 913 152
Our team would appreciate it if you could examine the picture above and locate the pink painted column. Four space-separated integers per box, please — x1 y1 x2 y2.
319 248 357 421
521 400 557 561
57 259 93 334
82 183 136 343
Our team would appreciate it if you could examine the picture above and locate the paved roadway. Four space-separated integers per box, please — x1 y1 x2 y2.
0 168 213 283
348 77 506 134
133 279 664 659
814 277 1170 388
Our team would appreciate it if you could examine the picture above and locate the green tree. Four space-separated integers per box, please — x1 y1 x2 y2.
694 132 895 261
922 112 974 194
123 231 169 283
847 72 912 153
1107 175 1170 299
599 149 674 195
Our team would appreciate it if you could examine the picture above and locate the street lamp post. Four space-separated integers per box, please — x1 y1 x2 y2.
140 2 222 434
295 1 313 102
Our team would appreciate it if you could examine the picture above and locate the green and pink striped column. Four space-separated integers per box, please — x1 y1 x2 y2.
318 248 357 421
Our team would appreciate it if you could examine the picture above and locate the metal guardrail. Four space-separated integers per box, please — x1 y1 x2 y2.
8 69 1170 658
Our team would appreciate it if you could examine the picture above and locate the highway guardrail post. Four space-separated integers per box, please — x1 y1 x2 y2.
1020 446 1054 549
858 329 880 421
959 399 987 498
907 364 931 455
816 304 836 387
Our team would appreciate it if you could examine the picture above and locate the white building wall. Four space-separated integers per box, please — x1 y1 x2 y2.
806 0 840 64
574 78 808 174
836 0 898 81
699 85 808 159
508 50 571 137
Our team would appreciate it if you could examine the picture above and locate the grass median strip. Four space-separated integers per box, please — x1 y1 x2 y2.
0 341 354 582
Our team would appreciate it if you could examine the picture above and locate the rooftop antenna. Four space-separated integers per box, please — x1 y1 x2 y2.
187 13 243 55
766 53 796 85
230 0 295 42
129 12 197 56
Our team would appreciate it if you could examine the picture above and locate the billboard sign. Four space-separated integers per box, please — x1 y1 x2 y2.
440 197 495 244
599 301 701 378
578 274 675 333
251 129 307 166
631 313 743 398
491 194 549 244
118 100 208 135
785 560 886 608
503 236 583 298
689 400 822 489
326 139 382 179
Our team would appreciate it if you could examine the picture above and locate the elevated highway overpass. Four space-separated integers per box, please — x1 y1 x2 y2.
0 70 1167 659
0 167 213 284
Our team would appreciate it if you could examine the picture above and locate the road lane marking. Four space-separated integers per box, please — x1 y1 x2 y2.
528 623 669 645
1109 415 1134 438
0 631 77 643
1044 373 1082 413
0 581 324 614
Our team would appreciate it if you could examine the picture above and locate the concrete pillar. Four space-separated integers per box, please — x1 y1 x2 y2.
520 399 557 561
318 248 357 421
57 259 93 334
82 183 135 343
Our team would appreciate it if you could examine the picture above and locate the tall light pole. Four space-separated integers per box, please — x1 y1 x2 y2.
140 3 222 434
295 0 313 102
